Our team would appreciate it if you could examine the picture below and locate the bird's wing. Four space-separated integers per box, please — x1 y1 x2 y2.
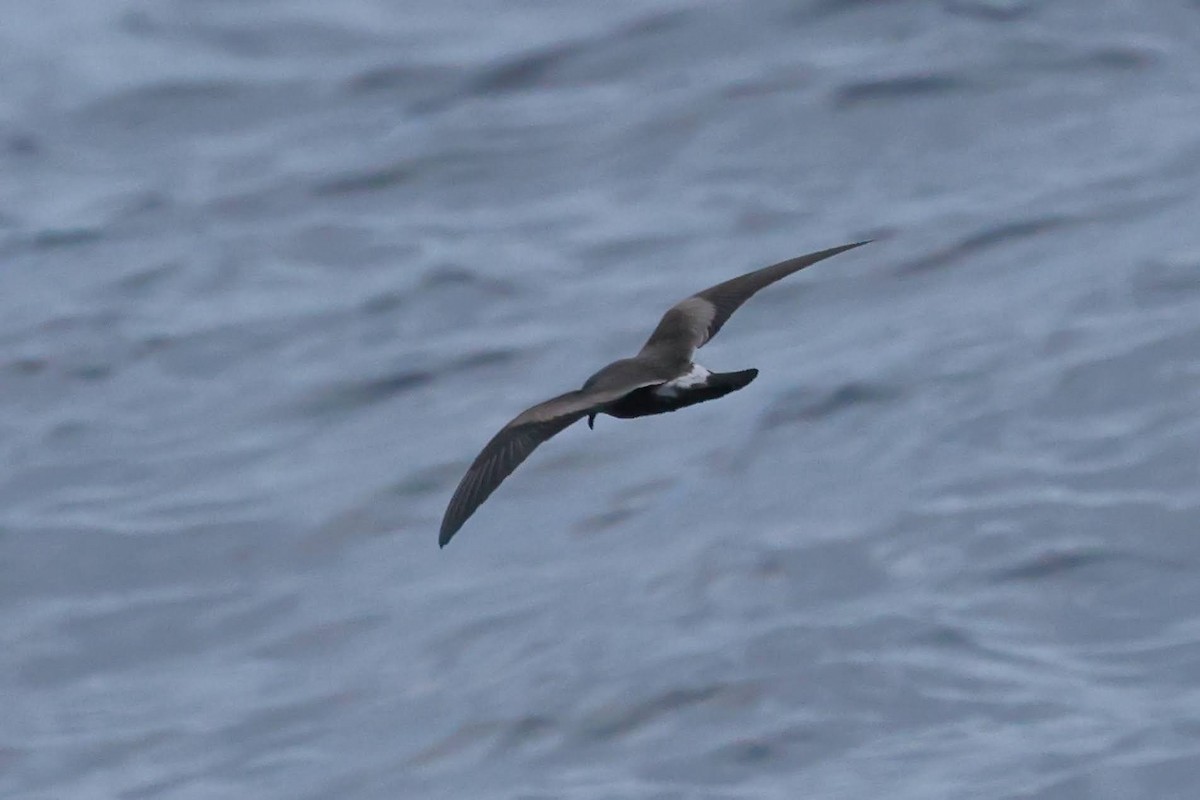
638 241 870 360
439 378 662 547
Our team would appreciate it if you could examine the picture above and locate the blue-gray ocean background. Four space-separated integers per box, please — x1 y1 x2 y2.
3 1 1200 798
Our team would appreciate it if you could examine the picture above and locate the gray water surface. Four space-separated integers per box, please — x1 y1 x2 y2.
3 1 1200 798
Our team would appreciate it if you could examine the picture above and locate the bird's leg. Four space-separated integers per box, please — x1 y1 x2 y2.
587 413 596 429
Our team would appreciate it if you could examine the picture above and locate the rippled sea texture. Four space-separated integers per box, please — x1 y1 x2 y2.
3 1 1200 798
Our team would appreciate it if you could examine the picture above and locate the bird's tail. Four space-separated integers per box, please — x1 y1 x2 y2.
708 368 758 393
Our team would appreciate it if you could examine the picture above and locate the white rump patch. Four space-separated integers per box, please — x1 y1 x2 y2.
654 363 711 398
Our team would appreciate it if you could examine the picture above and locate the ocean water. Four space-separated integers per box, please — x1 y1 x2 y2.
3 1 1200 798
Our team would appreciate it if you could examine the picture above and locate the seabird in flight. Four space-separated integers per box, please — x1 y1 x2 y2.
439 240 869 547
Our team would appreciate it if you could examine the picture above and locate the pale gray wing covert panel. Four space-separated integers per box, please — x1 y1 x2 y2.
640 241 870 356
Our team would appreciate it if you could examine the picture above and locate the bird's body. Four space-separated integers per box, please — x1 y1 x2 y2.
438 240 869 547
597 365 758 422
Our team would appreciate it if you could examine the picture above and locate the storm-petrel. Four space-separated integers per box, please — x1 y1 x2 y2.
439 240 869 546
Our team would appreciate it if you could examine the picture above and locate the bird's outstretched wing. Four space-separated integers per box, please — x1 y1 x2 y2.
439 378 661 547
638 241 870 361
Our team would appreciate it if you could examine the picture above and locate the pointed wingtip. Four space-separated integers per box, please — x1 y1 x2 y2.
818 239 872 260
